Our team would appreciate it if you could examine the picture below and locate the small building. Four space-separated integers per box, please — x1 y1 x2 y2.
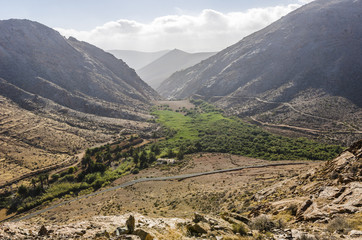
156 158 176 165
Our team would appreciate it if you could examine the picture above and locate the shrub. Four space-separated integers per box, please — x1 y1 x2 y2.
67 167 76 174
63 174 75 182
251 215 275 232
327 216 351 234
232 223 248 236
131 168 139 174
287 204 298 216
17 185 28 197
93 179 105 189
298 234 316 240
51 174 60 182
176 150 184 160
167 148 175 158
84 173 98 184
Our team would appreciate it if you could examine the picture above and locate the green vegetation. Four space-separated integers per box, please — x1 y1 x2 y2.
1 134 169 214
153 99 342 160
2 136 143 214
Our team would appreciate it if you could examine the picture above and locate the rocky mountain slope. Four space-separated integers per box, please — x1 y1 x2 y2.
138 49 215 89
107 49 169 70
0 19 159 183
0 19 159 119
158 0 362 145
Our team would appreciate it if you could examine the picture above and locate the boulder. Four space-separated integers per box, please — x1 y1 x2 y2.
126 215 136 234
349 230 362 238
133 229 154 240
296 199 313 221
115 227 129 236
186 223 208 237
229 213 250 225
38 225 48 236
117 235 141 240
193 212 207 223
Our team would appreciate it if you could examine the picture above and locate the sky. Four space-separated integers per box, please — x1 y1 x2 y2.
0 0 314 52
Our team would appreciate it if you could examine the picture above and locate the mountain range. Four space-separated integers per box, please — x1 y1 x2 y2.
158 0 362 145
108 48 215 89
137 49 215 89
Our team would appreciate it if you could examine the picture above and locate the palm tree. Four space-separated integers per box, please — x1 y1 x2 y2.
31 178 37 189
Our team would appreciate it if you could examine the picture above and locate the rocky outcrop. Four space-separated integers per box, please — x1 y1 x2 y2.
126 215 135 234
133 229 153 240
254 140 362 223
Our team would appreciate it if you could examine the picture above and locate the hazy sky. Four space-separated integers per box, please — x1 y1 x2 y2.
0 0 314 52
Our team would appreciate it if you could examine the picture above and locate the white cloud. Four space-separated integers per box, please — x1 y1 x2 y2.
298 0 315 3
56 4 302 52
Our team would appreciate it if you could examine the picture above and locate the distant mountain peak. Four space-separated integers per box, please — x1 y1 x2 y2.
107 49 170 70
137 49 216 89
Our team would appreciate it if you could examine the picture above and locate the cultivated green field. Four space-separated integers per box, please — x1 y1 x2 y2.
153 100 342 161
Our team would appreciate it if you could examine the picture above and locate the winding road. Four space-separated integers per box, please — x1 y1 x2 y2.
4 162 308 223
219 95 361 134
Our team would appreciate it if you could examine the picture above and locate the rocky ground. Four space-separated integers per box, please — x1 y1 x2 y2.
0 141 361 239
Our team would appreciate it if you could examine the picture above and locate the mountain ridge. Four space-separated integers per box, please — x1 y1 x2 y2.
158 0 362 105
138 49 215 89
107 49 170 70
0 19 160 119
0 19 159 183
157 0 362 145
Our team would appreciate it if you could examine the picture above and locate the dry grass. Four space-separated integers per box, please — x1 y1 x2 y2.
348 212 362 231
